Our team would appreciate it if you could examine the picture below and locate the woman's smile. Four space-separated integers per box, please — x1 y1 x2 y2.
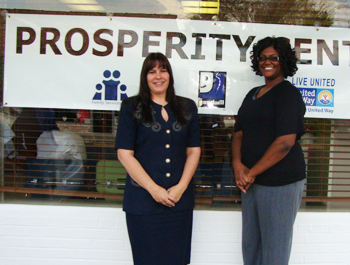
147 64 170 97
259 46 283 80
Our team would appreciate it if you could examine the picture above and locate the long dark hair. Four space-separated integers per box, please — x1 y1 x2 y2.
135 52 186 125
250 36 298 78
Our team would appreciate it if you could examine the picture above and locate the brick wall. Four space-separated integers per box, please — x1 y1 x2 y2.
0 204 349 265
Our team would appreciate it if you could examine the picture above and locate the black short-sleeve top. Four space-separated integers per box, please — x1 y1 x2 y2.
234 80 306 186
115 96 201 215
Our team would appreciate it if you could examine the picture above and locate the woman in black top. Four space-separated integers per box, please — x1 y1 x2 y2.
115 52 201 265
232 37 306 265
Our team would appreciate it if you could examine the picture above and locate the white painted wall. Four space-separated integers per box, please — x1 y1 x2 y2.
0 204 349 265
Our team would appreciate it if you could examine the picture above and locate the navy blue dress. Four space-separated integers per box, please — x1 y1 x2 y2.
115 95 201 265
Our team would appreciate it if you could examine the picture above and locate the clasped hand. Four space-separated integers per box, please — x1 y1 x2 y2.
234 164 256 194
150 184 185 207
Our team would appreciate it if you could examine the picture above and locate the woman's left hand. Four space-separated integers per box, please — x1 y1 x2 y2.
240 170 256 193
167 184 186 204
166 147 200 205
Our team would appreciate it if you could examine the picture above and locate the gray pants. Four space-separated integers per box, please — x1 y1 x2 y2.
241 179 305 265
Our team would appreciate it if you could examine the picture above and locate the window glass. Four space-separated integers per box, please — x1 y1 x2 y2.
1 0 350 209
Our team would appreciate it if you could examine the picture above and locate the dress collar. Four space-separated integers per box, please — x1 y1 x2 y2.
151 100 169 110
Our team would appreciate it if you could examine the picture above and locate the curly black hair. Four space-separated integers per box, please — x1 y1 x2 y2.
250 36 298 78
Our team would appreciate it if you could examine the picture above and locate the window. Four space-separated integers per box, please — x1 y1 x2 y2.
1 1 350 208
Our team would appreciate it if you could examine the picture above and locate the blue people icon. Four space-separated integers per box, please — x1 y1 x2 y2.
93 70 128 101
120 84 128 100
104 70 120 100
93 84 103 100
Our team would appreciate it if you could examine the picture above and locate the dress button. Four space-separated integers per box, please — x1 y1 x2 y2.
165 158 171 163
166 173 171 177
165 144 170 149
166 129 170 134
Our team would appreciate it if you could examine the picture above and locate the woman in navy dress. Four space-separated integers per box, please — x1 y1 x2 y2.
115 52 201 265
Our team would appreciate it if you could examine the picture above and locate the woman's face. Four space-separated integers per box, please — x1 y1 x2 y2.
147 63 170 98
258 46 283 80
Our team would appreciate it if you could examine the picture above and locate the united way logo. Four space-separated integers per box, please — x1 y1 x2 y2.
317 90 333 107
93 70 128 101
317 90 333 106
198 71 226 108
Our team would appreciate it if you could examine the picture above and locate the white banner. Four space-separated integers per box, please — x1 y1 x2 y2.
3 13 350 118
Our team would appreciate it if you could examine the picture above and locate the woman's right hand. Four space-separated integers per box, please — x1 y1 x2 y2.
118 149 175 207
149 185 175 207
233 162 250 193
232 131 251 193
